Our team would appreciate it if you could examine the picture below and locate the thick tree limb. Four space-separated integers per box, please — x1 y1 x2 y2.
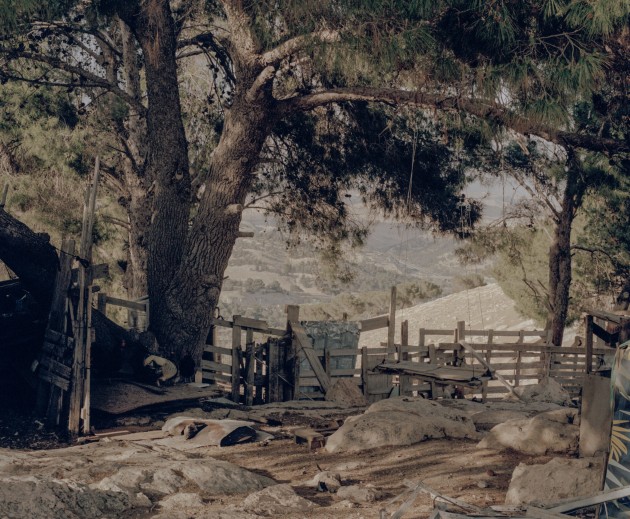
279 87 630 155
261 30 339 67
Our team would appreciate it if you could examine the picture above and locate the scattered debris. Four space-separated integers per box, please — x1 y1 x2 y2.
159 416 260 448
293 427 325 450
306 471 342 493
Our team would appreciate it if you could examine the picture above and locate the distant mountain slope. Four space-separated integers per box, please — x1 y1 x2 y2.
359 283 539 347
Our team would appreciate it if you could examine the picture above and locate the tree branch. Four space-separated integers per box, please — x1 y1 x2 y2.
572 245 629 269
261 30 339 67
0 50 146 116
278 87 630 155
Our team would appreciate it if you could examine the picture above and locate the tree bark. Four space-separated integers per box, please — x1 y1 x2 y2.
546 154 586 346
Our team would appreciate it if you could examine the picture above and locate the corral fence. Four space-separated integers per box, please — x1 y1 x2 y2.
96 287 616 405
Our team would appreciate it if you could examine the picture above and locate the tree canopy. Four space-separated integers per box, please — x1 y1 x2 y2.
0 0 628 359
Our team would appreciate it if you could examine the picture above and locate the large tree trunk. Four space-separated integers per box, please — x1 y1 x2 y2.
160 102 273 364
546 154 586 346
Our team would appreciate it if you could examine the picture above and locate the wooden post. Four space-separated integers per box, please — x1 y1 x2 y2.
255 345 264 404
456 321 466 343
515 351 522 387
231 316 242 402
387 286 397 359
419 328 426 363
585 315 594 375
245 333 255 406
483 330 493 402
361 347 369 397
286 305 300 400
69 158 100 434
400 320 410 395
96 293 107 314
268 339 280 403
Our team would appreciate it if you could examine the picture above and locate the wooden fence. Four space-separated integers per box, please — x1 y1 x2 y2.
93 285 616 405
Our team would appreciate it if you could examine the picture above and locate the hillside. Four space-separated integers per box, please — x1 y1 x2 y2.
359 283 539 348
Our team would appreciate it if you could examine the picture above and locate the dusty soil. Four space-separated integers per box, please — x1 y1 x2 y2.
0 397 562 518
209 433 553 518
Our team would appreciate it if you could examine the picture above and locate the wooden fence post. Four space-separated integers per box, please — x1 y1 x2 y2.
231 316 242 402
387 286 397 359
400 320 410 395
69 158 99 435
286 305 300 400
585 315 594 375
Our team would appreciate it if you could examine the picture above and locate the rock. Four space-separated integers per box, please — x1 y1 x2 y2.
306 471 342 493
477 414 579 455
505 457 603 505
159 492 205 510
471 410 529 431
509 378 573 406
477 480 489 489
239 483 318 515
325 379 367 407
337 485 383 503
0 476 131 519
326 397 478 453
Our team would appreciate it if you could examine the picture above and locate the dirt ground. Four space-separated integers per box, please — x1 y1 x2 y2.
205 430 553 518
0 395 563 518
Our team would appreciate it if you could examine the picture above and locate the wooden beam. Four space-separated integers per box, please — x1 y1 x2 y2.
237 231 255 238
459 341 524 401
290 321 331 393
360 314 389 332
103 296 147 312
549 486 630 513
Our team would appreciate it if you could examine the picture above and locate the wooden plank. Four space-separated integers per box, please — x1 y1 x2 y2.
267 339 281 403
526 506 573 519
201 372 232 383
586 308 624 325
203 345 232 357
38 370 70 391
291 321 331 393
459 341 523 401
201 360 232 373
359 314 390 332
103 296 147 312
39 356 71 379
327 348 360 356
39 238 75 424
234 315 267 329
549 486 630 513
